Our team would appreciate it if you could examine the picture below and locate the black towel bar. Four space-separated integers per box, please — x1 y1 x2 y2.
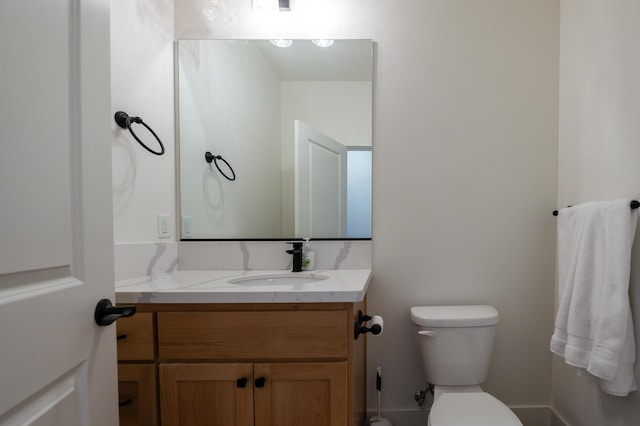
552 200 640 216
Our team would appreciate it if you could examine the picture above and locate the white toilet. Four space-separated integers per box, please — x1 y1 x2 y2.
410 305 522 426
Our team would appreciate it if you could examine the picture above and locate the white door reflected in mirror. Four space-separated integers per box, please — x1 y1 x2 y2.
295 120 347 238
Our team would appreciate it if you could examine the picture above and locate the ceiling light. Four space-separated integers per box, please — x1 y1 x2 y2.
311 39 335 48
270 39 293 48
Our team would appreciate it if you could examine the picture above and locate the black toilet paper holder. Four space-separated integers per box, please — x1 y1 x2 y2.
354 310 382 340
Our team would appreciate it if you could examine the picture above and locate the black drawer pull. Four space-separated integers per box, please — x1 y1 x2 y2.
255 377 266 388
119 399 133 407
237 377 248 388
116 334 127 341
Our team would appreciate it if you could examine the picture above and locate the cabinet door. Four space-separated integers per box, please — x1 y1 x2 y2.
159 363 253 426
118 364 158 426
254 362 348 426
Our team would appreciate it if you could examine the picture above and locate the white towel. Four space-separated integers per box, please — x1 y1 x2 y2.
550 199 638 396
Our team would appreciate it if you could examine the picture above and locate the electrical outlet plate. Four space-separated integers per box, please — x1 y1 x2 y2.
181 215 192 238
158 214 170 239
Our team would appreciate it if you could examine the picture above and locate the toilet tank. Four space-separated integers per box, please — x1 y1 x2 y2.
410 305 499 386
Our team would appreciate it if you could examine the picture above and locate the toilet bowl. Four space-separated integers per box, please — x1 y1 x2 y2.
428 389 521 426
410 305 522 426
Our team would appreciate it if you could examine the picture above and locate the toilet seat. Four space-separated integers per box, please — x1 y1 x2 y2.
429 392 522 426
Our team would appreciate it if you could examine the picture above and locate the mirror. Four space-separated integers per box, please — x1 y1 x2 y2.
177 39 372 240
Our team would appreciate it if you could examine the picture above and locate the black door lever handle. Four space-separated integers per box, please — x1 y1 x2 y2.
94 299 136 326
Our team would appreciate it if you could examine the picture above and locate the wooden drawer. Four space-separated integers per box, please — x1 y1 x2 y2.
118 364 157 426
157 310 348 360
117 312 155 360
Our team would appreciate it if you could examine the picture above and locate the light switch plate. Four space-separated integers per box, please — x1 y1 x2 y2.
181 215 192 238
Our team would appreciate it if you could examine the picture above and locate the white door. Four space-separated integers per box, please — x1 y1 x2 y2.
0 0 118 425
294 121 347 238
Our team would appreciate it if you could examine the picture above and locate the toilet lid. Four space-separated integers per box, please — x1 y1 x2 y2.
430 392 522 426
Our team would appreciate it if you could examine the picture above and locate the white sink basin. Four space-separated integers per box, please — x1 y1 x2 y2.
228 273 328 286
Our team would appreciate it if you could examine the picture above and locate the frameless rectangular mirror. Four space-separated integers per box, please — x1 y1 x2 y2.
177 39 372 240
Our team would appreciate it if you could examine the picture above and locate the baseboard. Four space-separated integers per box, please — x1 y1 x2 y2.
370 406 567 426
511 405 562 425
549 408 568 426
364 409 428 425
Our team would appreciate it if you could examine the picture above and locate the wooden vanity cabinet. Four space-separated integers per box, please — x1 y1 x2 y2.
116 302 365 426
116 313 158 425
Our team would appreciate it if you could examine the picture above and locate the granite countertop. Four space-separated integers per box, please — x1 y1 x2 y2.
115 269 371 304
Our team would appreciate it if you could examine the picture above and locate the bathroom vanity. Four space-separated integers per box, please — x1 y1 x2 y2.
114 270 371 426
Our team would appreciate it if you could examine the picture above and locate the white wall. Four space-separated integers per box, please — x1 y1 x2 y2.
553 1 640 424
174 1 560 422
281 81 373 148
178 40 282 238
111 0 176 243
368 2 559 420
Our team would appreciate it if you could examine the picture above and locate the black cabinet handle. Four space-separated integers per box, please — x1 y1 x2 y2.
255 377 266 388
94 299 136 326
116 334 128 341
237 377 248 388
119 399 133 407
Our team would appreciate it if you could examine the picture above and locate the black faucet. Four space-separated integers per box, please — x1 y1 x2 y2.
286 242 304 272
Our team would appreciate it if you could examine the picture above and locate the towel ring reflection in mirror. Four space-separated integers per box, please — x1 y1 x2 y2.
205 151 236 181
114 111 165 156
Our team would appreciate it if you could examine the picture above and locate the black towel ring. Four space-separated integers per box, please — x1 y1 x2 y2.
205 151 236 181
114 111 165 156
